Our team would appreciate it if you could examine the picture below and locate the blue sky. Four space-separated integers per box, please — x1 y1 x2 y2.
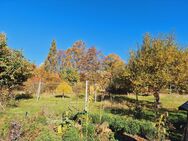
1 0 188 65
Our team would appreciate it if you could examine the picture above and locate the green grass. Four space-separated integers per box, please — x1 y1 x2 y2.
2 93 187 118
127 94 188 109
1 94 103 120
1 93 187 127
0 94 104 140
0 93 187 141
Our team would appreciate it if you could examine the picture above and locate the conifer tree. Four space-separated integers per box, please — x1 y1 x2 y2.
44 40 58 72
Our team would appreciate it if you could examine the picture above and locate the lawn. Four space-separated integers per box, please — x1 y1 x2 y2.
1 94 101 119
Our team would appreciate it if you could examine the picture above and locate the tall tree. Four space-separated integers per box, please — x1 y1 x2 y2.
62 40 86 70
167 48 188 93
58 41 86 84
80 47 102 82
0 33 34 93
103 54 125 80
44 40 58 72
128 34 152 99
103 54 131 94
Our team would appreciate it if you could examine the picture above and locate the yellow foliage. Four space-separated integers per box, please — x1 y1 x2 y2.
57 125 62 134
56 81 73 94
89 85 95 94
88 94 94 103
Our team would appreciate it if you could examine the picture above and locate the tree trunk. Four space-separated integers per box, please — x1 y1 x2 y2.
99 94 104 123
134 89 139 102
136 93 138 102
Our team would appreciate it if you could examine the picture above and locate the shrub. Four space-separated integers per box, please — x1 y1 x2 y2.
110 117 125 132
0 89 15 108
90 113 157 139
82 123 97 141
62 127 81 141
126 119 140 135
35 128 61 141
89 113 100 124
139 120 156 139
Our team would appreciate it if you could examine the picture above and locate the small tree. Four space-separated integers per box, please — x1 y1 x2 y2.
56 81 73 98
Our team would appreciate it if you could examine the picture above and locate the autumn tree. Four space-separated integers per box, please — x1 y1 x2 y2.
56 41 86 85
68 40 85 69
102 54 131 94
128 34 153 100
56 81 73 98
166 47 188 94
103 54 125 78
80 47 102 82
60 40 86 71
44 40 58 72
128 51 144 101
128 34 183 107
129 34 163 106
0 33 34 106
60 68 80 86
25 65 61 94
58 41 102 85
72 82 84 95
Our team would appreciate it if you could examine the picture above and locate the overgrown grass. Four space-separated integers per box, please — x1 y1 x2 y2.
0 93 187 140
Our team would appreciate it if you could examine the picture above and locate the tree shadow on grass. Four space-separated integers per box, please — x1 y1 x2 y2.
102 95 155 110
15 93 33 100
104 106 156 121
54 95 70 98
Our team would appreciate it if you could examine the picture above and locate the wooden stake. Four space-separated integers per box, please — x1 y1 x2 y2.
84 80 88 111
36 79 41 101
